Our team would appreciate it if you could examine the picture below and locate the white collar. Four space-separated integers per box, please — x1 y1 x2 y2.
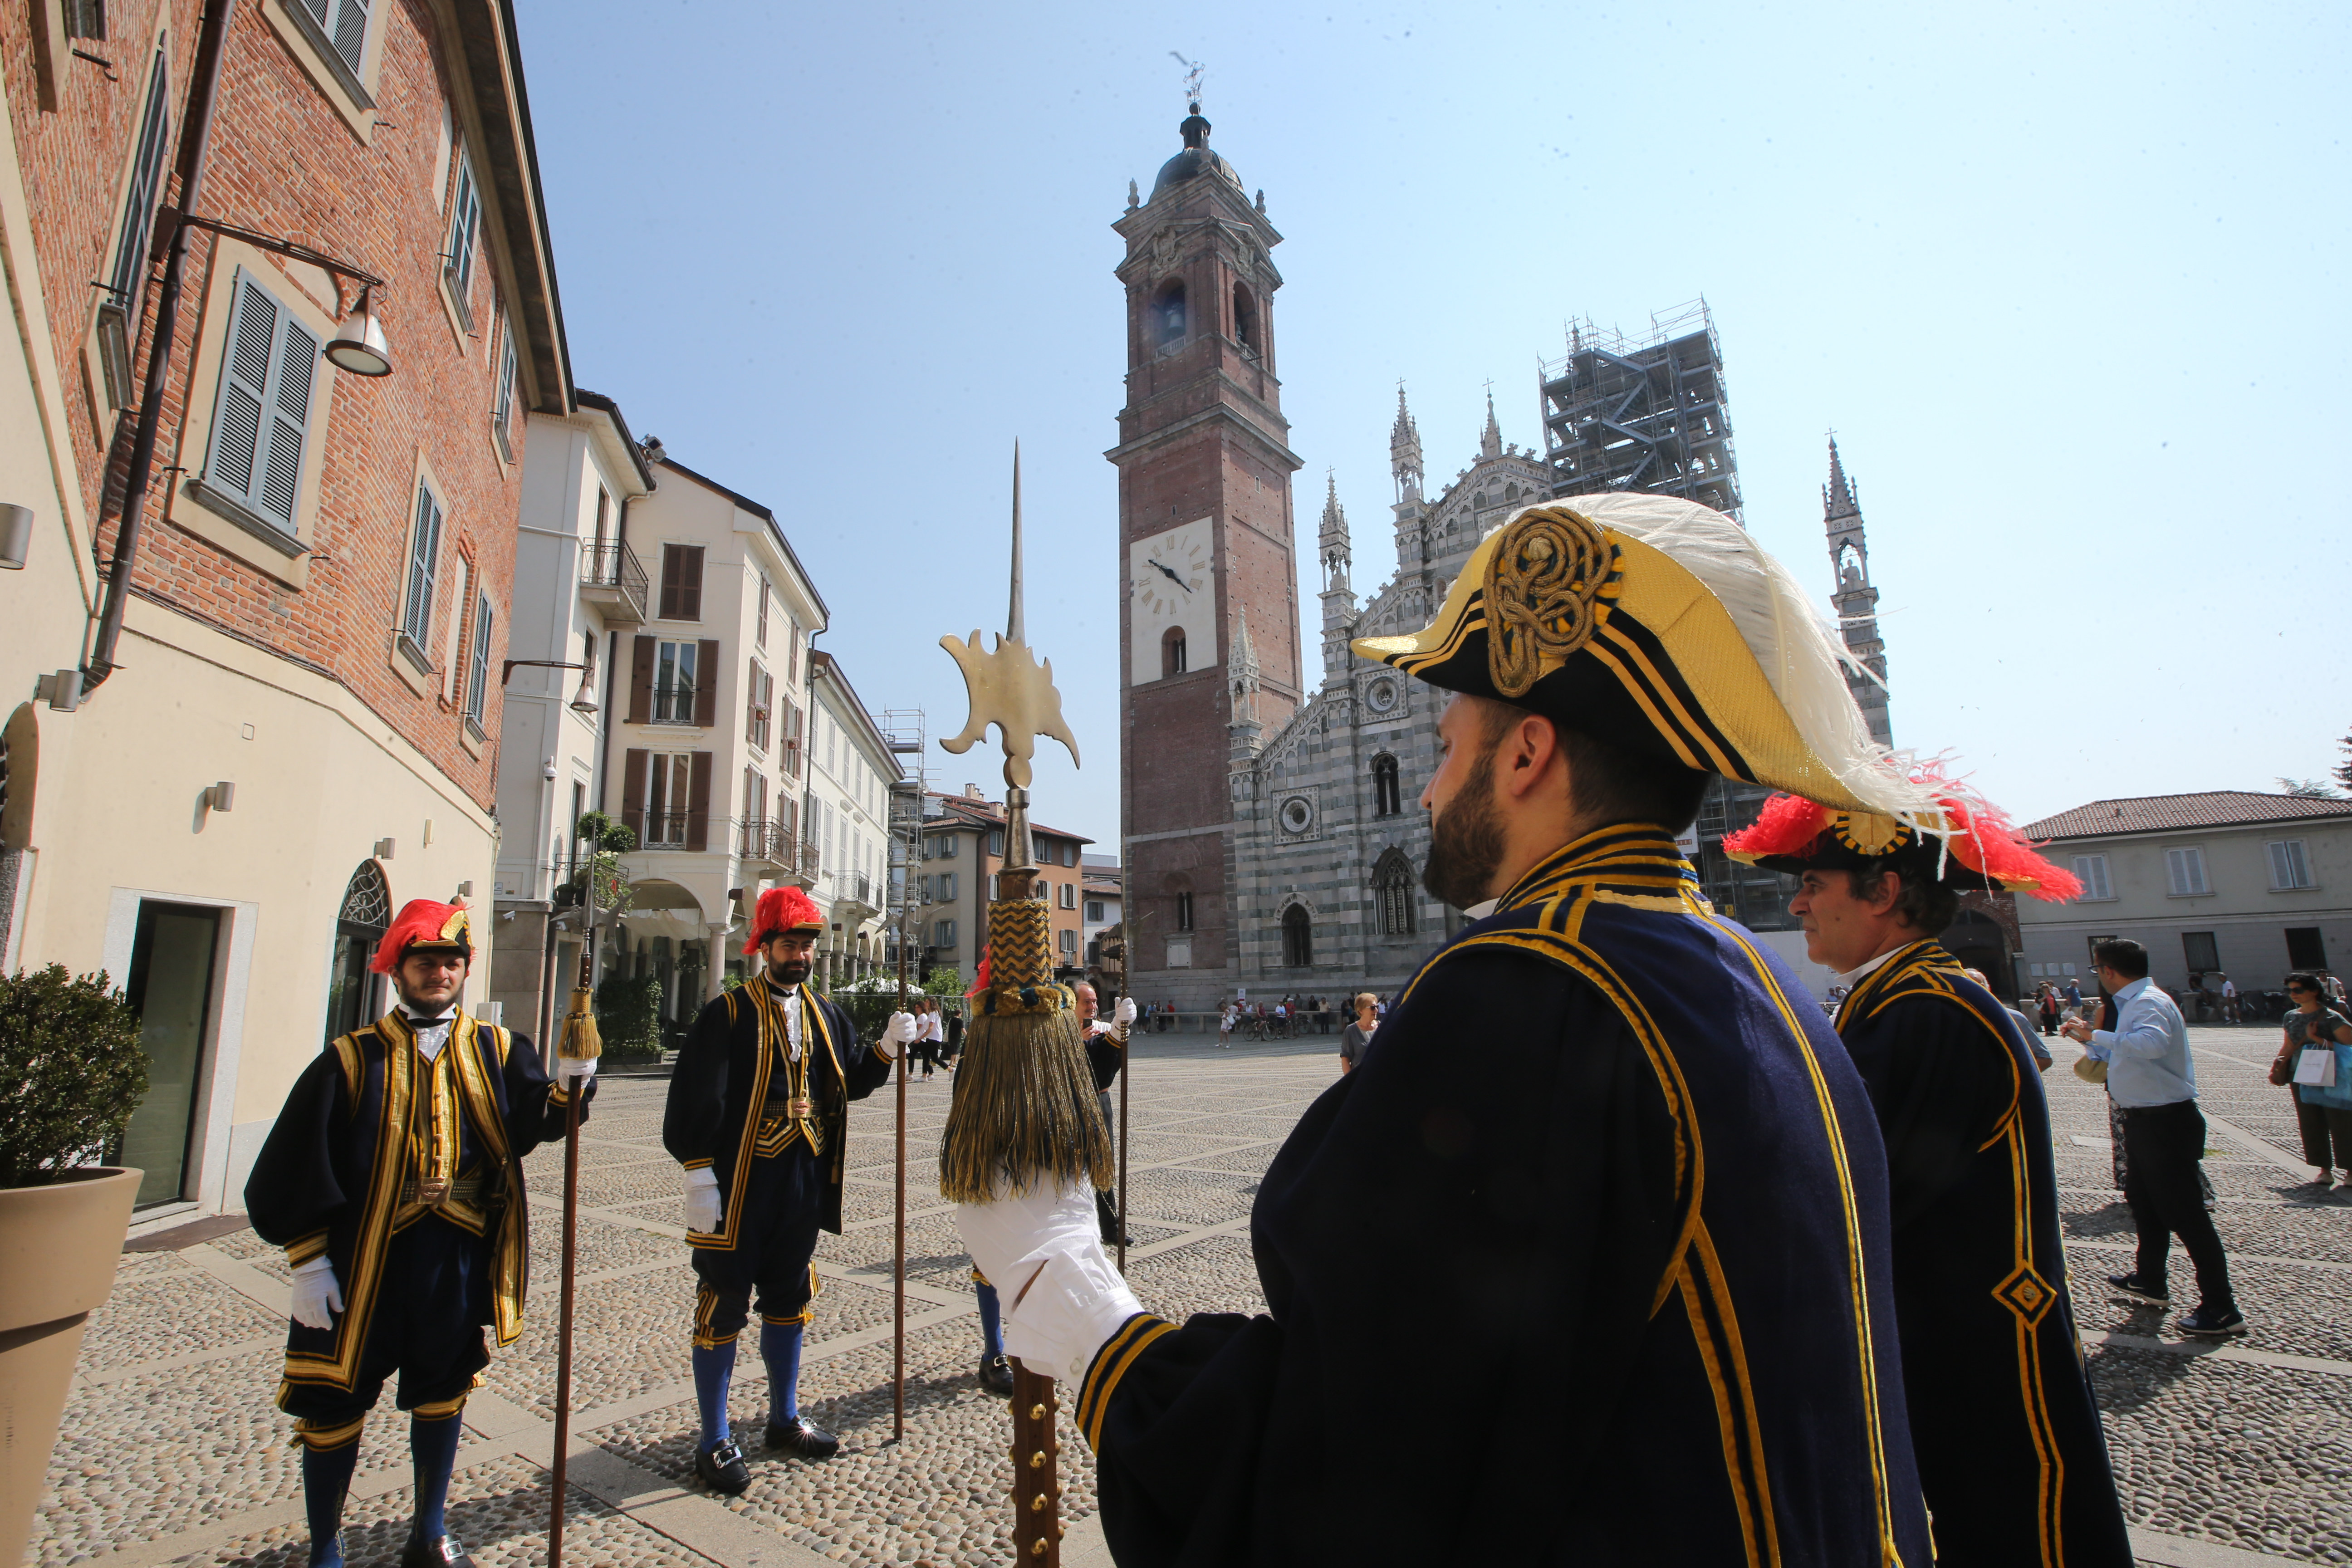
1835 945 1906 988
1462 898 1500 920
400 1004 457 1025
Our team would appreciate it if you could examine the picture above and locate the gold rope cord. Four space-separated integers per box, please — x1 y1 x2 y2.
1485 508 1617 698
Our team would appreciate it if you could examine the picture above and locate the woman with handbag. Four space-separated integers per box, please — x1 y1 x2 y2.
2272 971 2352 1188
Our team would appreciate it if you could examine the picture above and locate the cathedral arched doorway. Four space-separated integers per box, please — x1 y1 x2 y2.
323 860 392 1046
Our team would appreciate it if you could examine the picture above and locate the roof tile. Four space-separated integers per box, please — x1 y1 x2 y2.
2022 791 2352 840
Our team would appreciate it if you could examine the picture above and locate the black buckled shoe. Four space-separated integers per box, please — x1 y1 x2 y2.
978 1353 1014 1396
2106 1273 2170 1308
764 1414 841 1459
694 1436 750 1494
399 1530 476 1568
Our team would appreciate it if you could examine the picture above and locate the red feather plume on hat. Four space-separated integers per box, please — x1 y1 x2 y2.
1720 767 2084 901
743 885 824 954
370 898 473 974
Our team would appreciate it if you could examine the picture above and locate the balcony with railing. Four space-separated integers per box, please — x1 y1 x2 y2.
579 540 649 624
637 811 692 850
832 871 878 917
737 818 794 869
795 840 820 887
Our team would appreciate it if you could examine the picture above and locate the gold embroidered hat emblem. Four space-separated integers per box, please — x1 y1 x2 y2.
1485 509 1618 698
1831 812 1910 857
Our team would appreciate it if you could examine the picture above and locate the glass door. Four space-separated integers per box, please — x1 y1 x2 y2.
122 902 222 1207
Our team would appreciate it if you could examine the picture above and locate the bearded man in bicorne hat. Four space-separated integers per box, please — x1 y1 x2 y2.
955 496 1954 1564
246 897 596 1568
663 884 918 1494
1725 783 2133 1565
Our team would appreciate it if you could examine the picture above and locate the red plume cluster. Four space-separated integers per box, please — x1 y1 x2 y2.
742 885 823 954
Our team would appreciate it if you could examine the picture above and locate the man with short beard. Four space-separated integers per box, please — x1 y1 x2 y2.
248 897 593 1568
664 885 916 1494
952 499 1945 1565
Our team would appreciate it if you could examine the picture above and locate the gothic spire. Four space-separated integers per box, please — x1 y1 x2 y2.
1824 436 1859 521
1230 604 1261 722
1390 382 1424 502
1317 470 1351 583
1479 385 1502 460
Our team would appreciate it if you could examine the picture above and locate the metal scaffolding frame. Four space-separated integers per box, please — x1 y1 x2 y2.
1538 299 1740 521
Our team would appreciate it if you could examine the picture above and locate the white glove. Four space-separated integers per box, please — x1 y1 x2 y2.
685 1165 722 1234
290 1255 344 1330
1113 995 1137 1029
877 1011 917 1060
556 1056 597 1085
957 1179 1141 1387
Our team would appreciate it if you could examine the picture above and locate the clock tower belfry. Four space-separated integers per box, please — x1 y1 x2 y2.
1110 103 1304 1000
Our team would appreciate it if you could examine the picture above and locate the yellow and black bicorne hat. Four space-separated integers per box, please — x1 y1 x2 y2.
1352 494 1939 820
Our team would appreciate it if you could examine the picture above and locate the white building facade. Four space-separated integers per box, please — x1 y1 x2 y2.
805 651 901 987
2016 792 2352 1000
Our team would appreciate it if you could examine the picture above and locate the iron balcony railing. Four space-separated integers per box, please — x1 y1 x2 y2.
638 811 691 849
737 818 794 866
797 841 821 881
579 540 649 623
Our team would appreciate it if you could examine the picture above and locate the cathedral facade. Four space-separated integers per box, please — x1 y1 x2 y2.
1114 107 1903 1010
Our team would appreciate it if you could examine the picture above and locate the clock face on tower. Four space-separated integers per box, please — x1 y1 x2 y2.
1127 516 1216 687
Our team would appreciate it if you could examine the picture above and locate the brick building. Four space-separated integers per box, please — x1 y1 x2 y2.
915 787 1091 982
0 0 570 1216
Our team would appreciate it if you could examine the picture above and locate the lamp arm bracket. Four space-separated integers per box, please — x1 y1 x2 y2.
172 213 387 302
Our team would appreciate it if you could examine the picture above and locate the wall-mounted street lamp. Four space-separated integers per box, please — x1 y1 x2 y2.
503 658 600 716
0 502 33 569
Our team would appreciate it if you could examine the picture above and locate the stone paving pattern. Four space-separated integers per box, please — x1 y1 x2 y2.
30 1025 2352 1565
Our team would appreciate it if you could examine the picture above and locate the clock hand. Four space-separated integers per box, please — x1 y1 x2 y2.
1150 559 1192 593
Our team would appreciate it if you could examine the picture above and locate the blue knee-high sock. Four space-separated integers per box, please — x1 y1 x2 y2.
301 1439 360 1566
762 1319 804 1424
976 1282 1004 1359
409 1410 462 1540
693 1341 737 1452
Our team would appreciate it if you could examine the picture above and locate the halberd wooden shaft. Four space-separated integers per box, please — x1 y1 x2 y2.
1116 1011 1130 1275
1010 1360 1062 1565
547 1068 583 1565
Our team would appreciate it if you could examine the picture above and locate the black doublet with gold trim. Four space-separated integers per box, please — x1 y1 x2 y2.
1835 942 2132 1567
1078 827 1932 1568
246 1010 581 1399
663 978 892 1243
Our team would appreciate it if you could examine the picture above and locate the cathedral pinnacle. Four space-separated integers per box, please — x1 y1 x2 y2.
1390 383 1424 502
1230 605 1262 724
1824 436 1859 521
1479 385 1502 460
1318 470 1352 590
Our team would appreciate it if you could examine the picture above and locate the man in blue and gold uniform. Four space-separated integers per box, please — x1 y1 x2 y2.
248 897 594 1568
956 498 1955 1564
1727 785 2133 1566
663 885 912 1493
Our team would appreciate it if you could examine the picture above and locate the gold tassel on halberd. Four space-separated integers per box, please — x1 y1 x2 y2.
556 986 602 1061
939 896 1111 1203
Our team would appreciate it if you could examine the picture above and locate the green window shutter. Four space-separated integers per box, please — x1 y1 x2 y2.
330 0 368 72
205 277 276 500
403 485 443 648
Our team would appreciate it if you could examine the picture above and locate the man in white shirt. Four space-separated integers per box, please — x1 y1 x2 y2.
2220 974 2239 1025
2063 939 2242 1337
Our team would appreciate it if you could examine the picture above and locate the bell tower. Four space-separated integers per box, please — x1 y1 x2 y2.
1110 102 1303 997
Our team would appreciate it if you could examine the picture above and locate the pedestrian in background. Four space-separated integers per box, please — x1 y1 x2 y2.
943 1002 964 1072
2063 939 2244 1337
1217 1002 1234 1049
2271 971 2352 1190
1337 992 1377 1075
1969 969 2051 1072
2038 983 2062 1037
918 997 945 1080
2220 974 2239 1024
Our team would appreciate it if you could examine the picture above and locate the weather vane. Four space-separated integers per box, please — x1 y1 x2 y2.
1169 50 1205 108
939 442 1081 790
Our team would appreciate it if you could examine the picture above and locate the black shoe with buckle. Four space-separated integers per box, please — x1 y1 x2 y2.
694 1436 750 1494
764 1415 841 1459
2106 1273 2170 1308
2176 1304 2247 1338
399 1529 476 1568
978 1353 1014 1396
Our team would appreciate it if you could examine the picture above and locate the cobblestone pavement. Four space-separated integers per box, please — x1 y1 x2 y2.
32 1025 2351 1566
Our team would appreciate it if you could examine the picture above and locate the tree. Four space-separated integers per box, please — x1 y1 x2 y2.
2337 727 2352 794
2276 776 2344 799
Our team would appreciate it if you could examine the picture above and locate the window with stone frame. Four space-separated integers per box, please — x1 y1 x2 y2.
1280 904 1313 967
1372 754 1401 817
1372 848 1416 936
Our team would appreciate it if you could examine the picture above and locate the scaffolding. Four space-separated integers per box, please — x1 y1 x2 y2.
877 708 930 980
1538 299 1740 521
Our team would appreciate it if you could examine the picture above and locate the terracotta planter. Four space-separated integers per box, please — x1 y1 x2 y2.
0 1167 139 1568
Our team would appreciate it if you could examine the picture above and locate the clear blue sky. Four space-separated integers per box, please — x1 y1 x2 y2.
514 0 2350 848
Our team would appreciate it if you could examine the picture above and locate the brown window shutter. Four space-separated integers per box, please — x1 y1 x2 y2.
628 635 654 724
681 546 705 619
658 544 681 619
695 638 720 726
622 748 649 842
686 751 713 851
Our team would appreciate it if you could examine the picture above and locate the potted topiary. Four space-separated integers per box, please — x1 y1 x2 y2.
0 964 149 1567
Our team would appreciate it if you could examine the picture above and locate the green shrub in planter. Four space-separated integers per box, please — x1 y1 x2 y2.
0 965 150 1188
594 973 666 1061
